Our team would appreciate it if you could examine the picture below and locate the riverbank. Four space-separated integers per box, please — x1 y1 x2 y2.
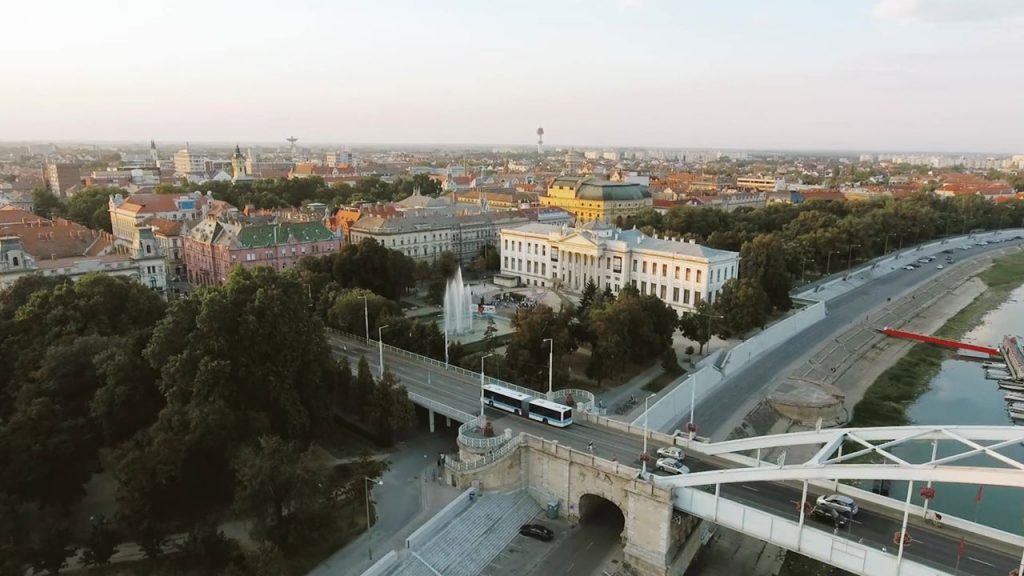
849 249 1024 427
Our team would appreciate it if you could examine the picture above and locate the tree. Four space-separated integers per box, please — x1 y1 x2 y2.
483 317 497 352
713 278 770 338
81 516 120 567
740 233 792 312
364 369 417 445
325 288 399 336
351 356 376 419
503 305 576 390
26 510 74 576
65 186 119 232
31 187 65 219
293 238 416 301
577 278 598 319
679 300 716 354
232 436 328 546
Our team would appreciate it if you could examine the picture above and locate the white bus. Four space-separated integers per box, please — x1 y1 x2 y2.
528 398 573 427
483 384 532 416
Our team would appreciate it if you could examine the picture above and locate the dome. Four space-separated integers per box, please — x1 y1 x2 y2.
575 177 650 201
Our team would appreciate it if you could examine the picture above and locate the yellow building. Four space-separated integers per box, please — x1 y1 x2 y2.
540 176 651 225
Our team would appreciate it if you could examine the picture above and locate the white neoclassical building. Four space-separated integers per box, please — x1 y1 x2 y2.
499 221 739 313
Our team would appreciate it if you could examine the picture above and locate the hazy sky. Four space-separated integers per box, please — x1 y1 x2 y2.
3 0 1022 152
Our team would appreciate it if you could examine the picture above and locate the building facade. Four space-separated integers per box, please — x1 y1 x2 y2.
184 216 340 285
539 176 651 225
173 148 207 175
0 209 167 294
43 163 82 197
499 221 739 313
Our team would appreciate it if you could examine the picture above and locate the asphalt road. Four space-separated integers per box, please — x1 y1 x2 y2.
680 236 1024 440
328 332 1024 576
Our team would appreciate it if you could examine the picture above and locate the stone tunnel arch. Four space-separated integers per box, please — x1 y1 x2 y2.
578 493 626 537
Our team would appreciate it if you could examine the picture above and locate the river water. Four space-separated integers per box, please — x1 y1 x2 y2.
885 284 1024 534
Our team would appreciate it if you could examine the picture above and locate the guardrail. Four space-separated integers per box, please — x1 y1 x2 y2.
445 434 524 472
549 388 597 413
407 392 474 423
457 415 513 450
328 328 602 414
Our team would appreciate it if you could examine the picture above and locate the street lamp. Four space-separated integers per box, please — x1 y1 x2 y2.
825 250 841 275
362 294 370 341
377 324 390 378
694 312 722 355
364 476 384 560
641 393 654 476
480 353 495 420
846 243 861 274
542 338 554 398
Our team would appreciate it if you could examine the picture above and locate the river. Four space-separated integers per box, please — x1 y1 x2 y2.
885 284 1024 534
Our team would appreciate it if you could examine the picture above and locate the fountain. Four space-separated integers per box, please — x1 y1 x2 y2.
443 266 474 336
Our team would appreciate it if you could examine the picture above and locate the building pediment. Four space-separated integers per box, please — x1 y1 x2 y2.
556 232 603 255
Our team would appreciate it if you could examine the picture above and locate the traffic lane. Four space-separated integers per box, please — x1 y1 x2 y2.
523 520 621 576
690 241 1024 439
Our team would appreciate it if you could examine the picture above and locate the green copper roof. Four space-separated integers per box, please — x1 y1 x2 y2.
237 222 334 248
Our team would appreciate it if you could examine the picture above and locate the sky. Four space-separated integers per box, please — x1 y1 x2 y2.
3 0 1023 153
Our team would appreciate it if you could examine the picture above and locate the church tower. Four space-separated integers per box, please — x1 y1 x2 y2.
149 139 159 167
231 145 247 179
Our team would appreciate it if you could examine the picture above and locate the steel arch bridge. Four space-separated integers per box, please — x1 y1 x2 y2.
658 425 1024 489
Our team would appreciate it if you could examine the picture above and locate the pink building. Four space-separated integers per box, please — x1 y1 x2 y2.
184 215 341 285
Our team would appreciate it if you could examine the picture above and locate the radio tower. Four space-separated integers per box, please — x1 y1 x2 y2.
536 126 544 154
286 136 298 159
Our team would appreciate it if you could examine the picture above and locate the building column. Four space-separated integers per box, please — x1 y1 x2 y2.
428 409 435 433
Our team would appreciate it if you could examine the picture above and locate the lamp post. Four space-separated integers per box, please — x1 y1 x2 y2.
364 476 384 560
480 353 494 420
362 295 370 341
825 250 841 275
642 393 654 476
846 243 861 274
883 233 897 255
542 338 554 398
696 312 722 355
377 324 390 378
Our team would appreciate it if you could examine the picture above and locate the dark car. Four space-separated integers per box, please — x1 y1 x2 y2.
519 523 554 541
810 505 850 528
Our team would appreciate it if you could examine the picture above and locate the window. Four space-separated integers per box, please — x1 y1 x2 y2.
641 281 647 293
674 266 680 279
542 246 546 256
673 287 679 302
717 269 721 282
642 261 647 274
694 292 701 304
662 264 667 277
504 256 508 268
631 279 637 288
632 260 637 272
660 285 666 299
504 239 508 250
12 257 18 267
541 263 546 275
613 256 622 273
615 283 620 292
145 244 152 254
683 289 690 304
696 270 702 283
685 268 691 281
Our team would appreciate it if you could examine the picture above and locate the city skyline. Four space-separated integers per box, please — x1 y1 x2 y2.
3 0 1023 153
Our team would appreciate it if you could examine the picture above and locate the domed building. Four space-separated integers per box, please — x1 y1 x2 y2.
540 175 652 225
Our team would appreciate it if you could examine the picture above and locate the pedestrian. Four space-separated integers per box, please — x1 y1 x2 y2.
587 441 594 454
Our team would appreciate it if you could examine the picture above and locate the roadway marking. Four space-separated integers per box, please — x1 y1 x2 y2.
968 557 996 567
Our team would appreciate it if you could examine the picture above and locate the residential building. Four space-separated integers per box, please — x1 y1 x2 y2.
184 216 340 286
736 177 783 192
539 175 652 225
0 208 167 294
143 217 188 281
499 221 739 313
349 210 535 263
43 162 82 197
173 148 207 175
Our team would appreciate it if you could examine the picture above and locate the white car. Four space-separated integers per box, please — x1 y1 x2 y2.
816 494 859 516
656 446 684 460
936 264 944 269
656 457 690 475
903 265 916 270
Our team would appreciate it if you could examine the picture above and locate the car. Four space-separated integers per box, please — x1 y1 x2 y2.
925 256 936 262
936 264 944 269
980 241 989 245
903 265 916 270
942 249 953 254
917 258 929 264
657 446 685 460
810 505 850 528
519 524 554 541
816 494 859 516
656 457 690 475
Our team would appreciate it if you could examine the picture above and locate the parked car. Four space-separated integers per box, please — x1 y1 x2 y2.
810 505 850 528
657 446 685 460
656 457 690 475
519 524 554 541
816 494 859 516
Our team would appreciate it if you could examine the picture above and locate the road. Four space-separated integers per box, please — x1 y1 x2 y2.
328 330 1024 576
680 237 1024 440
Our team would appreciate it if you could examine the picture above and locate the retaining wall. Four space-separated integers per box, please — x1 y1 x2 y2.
404 487 476 549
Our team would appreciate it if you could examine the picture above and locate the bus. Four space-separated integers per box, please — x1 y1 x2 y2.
483 384 532 416
527 398 573 427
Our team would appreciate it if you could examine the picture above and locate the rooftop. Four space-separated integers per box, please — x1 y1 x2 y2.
548 175 650 201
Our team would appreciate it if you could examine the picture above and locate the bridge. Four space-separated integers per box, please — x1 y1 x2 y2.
333 332 1024 576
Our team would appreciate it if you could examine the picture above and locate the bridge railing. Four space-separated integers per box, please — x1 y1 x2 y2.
457 415 513 450
328 328 601 413
407 392 474 423
445 434 524 472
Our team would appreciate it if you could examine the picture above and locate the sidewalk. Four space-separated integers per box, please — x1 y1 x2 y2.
307 431 462 576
